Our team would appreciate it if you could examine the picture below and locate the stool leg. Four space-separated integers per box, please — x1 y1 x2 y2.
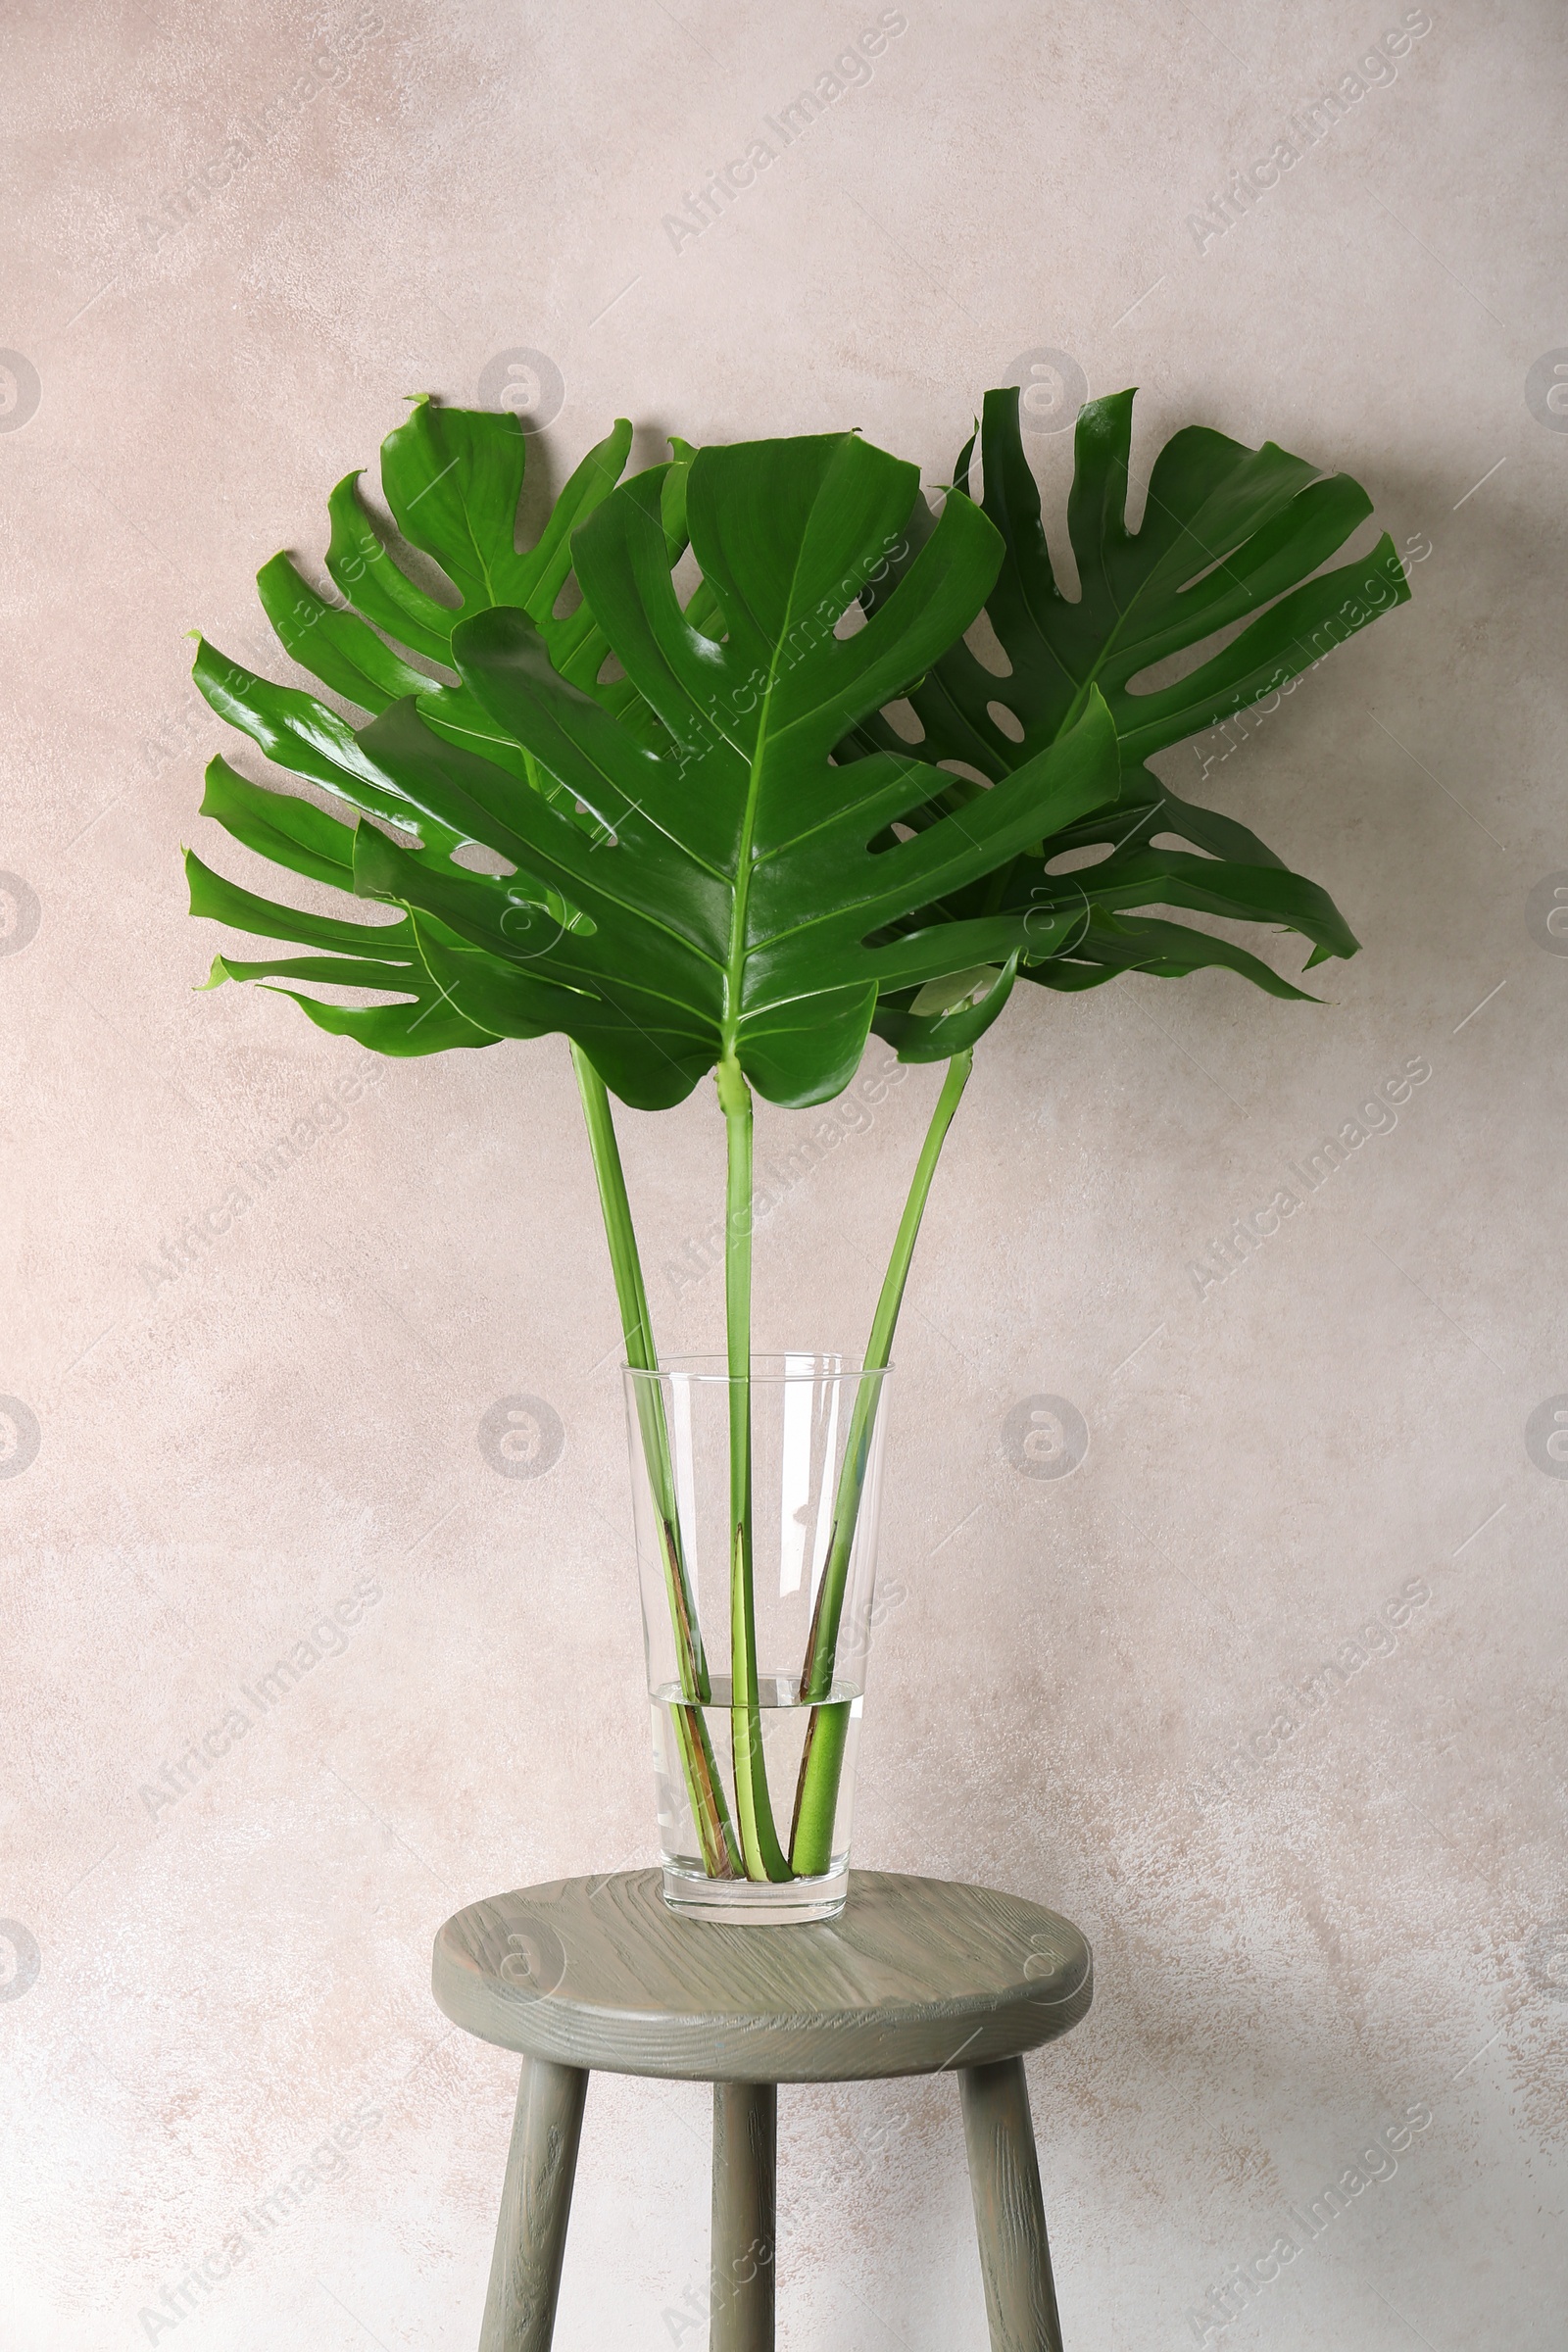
479 2057 589 2352
959 2057 1064 2352
710 2082 776 2352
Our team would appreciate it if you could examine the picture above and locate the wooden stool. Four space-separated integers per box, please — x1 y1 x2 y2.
432 1868 1093 2352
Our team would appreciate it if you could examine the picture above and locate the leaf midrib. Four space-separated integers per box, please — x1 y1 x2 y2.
720 506 824 1053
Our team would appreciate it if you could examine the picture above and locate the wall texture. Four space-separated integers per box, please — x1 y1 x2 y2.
3 2 1564 2346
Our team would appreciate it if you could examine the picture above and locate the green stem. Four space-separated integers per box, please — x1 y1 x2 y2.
717 1053 791 1883
788 1049 975 1876
570 1043 739 1879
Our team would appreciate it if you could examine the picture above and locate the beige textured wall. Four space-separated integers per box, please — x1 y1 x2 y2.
4 1 1565 2345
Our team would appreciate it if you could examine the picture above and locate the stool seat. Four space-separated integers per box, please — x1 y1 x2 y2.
432 1867 1092 2083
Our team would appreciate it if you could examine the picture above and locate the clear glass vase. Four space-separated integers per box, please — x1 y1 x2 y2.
621 1352 891 1925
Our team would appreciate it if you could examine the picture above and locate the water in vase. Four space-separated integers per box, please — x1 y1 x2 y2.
651 1673 863 1921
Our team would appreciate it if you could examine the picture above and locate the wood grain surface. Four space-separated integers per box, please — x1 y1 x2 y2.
961 2057 1064 2352
432 1869 1091 2083
710 2082 776 2352
478 2057 587 2352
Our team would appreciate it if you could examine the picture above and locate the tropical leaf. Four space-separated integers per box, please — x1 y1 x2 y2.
267 395 630 699
186 400 668 1056
333 431 1122 1109
852 385 1410 1025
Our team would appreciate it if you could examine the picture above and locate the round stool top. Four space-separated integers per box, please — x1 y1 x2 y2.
431 1868 1092 2082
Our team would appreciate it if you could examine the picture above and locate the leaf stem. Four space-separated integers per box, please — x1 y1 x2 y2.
788 1048 974 1875
717 1053 791 1883
570 1042 739 1877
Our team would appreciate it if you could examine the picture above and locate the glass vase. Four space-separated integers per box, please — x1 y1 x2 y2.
621 1352 891 1925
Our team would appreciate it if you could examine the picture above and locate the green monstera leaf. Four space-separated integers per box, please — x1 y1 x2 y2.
191 420 1121 1110
254 392 647 747
186 398 698 1053
385 433 1120 1108
848 384 1410 1037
